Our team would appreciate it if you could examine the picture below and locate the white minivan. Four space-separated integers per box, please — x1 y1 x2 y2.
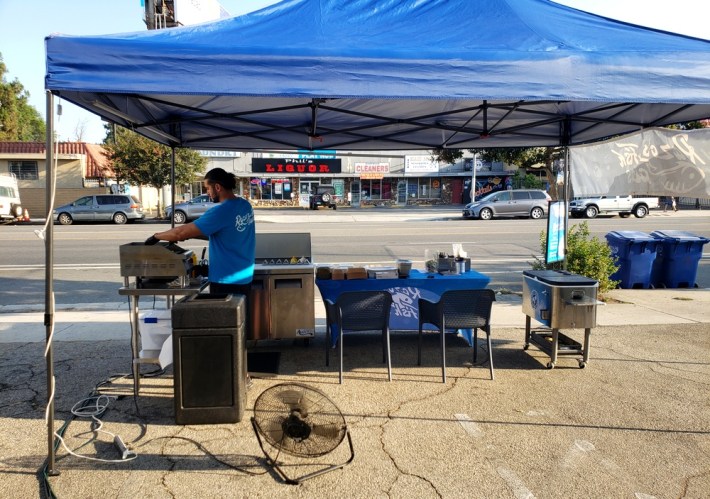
0 173 23 221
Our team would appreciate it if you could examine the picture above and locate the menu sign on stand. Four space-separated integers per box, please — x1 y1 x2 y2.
546 201 566 264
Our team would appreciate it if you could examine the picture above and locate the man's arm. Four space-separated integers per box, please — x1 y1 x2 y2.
152 222 204 242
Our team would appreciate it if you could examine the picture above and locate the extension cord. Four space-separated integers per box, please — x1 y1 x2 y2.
113 435 136 460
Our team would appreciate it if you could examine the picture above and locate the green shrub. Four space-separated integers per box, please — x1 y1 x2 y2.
530 221 620 295
511 169 544 189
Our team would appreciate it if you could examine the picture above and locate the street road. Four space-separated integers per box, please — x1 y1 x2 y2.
0 209 708 307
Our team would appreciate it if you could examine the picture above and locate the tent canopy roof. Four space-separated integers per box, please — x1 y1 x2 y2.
45 0 710 150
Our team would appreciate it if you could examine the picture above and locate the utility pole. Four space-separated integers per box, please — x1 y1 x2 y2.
144 0 155 30
471 152 477 202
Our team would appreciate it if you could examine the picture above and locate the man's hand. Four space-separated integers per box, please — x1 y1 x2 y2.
144 235 160 245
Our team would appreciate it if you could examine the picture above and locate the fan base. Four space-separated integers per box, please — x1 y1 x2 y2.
251 417 354 485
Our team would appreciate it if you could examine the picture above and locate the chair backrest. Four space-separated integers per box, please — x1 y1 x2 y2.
335 291 392 331
439 289 496 329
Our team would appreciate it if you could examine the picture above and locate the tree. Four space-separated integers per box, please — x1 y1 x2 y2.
433 146 563 199
482 147 563 199
0 53 46 141
511 169 544 190
103 126 207 215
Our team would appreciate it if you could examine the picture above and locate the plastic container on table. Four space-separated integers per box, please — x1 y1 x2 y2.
605 231 659 289
650 230 710 288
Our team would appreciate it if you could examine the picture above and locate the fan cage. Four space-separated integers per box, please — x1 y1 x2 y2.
252 383 347 458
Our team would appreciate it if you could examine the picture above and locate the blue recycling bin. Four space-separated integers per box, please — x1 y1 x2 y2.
605 231 660 289
650 230 710 288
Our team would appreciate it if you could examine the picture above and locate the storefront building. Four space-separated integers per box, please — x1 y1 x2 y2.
195 149 521 207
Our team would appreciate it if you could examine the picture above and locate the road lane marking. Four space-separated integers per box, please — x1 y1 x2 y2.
493 460 537 499
456 413 536 498
455 413 485 438
561 439 595 469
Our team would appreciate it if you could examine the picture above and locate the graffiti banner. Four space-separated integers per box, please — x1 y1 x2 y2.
569 128 709 198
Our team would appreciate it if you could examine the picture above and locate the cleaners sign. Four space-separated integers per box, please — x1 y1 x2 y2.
355 162 390 179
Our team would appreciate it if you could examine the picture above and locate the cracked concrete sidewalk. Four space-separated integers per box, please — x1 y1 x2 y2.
1 290 709 498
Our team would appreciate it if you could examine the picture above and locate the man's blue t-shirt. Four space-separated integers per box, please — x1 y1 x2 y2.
195 197 255 285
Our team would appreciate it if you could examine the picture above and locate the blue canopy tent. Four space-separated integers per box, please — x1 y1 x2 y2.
45 0 710 150
42 0 710 471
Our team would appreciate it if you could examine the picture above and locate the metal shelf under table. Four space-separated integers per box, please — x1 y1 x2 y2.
119 278 208 395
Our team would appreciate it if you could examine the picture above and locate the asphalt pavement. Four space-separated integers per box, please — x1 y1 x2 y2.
1 285 709 498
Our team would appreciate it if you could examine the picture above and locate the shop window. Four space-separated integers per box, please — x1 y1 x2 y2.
270 179 291 200
407 179 418 198
371 180 382 200
250 178 263 200
430 179 442 198
9 161 38 180
382 180 393 199
406 178 443 199
419 182 429 198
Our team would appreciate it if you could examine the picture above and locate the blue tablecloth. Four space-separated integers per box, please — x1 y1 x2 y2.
316 269 491 345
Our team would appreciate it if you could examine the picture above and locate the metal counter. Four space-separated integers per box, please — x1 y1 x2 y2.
250 233 316 342
251 264 316 341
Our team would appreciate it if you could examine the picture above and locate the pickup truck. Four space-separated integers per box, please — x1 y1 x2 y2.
569 195 659 219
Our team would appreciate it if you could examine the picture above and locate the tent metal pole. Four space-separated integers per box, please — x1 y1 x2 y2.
562 117 571 271
563 145 570 271
44 91 58 475
170 146 176 229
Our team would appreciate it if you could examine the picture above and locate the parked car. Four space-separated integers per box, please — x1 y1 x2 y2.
53 194 144 225
309 186 338 210
462 189 551 220
165 194 215 223
569 195 659 219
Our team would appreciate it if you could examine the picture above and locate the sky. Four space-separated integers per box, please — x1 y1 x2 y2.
1 0 708 145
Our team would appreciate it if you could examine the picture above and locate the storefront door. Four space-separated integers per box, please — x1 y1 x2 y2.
299 180 318 208
451 179 463 204
396 180 407 205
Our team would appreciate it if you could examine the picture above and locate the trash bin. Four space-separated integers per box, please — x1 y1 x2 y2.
650 230 710 288
605 231 660 289
172 293 247 425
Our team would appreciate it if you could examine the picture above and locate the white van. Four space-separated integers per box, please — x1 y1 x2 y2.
0 173 23 221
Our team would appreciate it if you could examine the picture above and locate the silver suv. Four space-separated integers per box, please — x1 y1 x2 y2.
165 194 215 223
462 189 551 220
54 194 145 225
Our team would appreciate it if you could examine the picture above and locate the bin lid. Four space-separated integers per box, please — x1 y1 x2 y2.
650 230 710 244
523 270 598 286
605 231 656 243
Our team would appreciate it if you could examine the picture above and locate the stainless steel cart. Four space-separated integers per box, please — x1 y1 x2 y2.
522 270 602 369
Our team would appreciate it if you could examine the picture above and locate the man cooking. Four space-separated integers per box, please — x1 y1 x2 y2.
145 167 256 298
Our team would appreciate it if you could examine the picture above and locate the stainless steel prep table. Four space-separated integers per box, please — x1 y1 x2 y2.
118 280 207 394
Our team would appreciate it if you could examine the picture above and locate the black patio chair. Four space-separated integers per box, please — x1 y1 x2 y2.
325 291 393 384
418 288 496 382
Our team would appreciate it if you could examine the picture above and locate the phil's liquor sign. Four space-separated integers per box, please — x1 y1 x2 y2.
252 158 342 174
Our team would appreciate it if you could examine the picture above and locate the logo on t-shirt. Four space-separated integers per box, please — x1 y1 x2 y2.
235 212 254 232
